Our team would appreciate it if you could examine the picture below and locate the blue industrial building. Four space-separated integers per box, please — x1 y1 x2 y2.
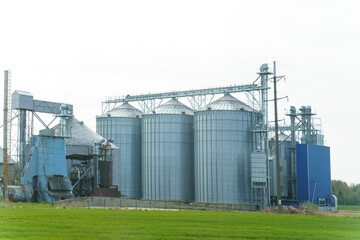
21 129 73 203
296 144 332 204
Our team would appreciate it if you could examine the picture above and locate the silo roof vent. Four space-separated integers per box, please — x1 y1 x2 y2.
147 98 194 115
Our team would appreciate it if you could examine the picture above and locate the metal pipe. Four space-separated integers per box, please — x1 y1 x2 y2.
92 139 105 188
312 180 317 204
19 110 26 176
260 63 271 207
59 104 70 137
299 106 307 143
307 106 312 143
290 106 297 199
260 64 269 149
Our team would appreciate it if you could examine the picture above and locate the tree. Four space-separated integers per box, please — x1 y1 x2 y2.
347 192 360 205
331 180 360 206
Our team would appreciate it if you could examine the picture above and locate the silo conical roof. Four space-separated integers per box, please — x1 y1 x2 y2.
200 93 254 112
53 117 117 148
99 102 142 118
148 98 194 115
0 147 15 164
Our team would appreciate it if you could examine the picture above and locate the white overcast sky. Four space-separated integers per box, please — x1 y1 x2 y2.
0 0 359 184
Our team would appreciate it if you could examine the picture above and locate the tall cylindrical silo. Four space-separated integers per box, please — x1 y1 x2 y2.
142 98 194 201
96 102 142 198
194 93 256 204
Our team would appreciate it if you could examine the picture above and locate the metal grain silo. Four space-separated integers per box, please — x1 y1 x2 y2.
96 102 142 198
194 93 256 204
142 98 194 201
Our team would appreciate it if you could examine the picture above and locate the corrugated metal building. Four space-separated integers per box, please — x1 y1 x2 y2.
296 144 331 204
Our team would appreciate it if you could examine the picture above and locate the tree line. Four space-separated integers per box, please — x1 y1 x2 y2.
332 180 360 205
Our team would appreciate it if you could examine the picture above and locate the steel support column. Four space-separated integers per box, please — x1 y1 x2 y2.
19 109 27 175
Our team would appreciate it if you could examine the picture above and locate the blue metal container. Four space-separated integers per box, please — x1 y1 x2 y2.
296 144 331 203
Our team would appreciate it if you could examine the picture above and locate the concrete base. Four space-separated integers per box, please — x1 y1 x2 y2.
54 197 259 212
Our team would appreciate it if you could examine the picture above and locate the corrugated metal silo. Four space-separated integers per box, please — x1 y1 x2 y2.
142 98 194 201
194 93 256 204
96 102 142 198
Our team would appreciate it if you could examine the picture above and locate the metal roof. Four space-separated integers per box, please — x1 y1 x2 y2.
99 102 142 118
53 117 118 148
199 93 254 112
0 147 15 164
147 98 194 115
13 90 33 97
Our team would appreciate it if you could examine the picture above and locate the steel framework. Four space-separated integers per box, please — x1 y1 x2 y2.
102 84 267 114
10 90 73 178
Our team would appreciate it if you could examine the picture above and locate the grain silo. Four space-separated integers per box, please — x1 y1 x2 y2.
194 93 257 204
96 102 142 198
142 98 194 201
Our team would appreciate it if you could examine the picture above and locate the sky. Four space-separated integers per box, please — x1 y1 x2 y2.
0 0 359 184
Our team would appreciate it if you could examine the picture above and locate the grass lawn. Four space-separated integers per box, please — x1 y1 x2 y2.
0 203 359 240
339 205 360 212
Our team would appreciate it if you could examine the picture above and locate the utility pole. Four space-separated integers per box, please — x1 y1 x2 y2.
3 70 9 201
273 61 282 213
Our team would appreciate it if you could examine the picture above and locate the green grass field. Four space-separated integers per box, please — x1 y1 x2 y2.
0 203 359 240
339 205 360 212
